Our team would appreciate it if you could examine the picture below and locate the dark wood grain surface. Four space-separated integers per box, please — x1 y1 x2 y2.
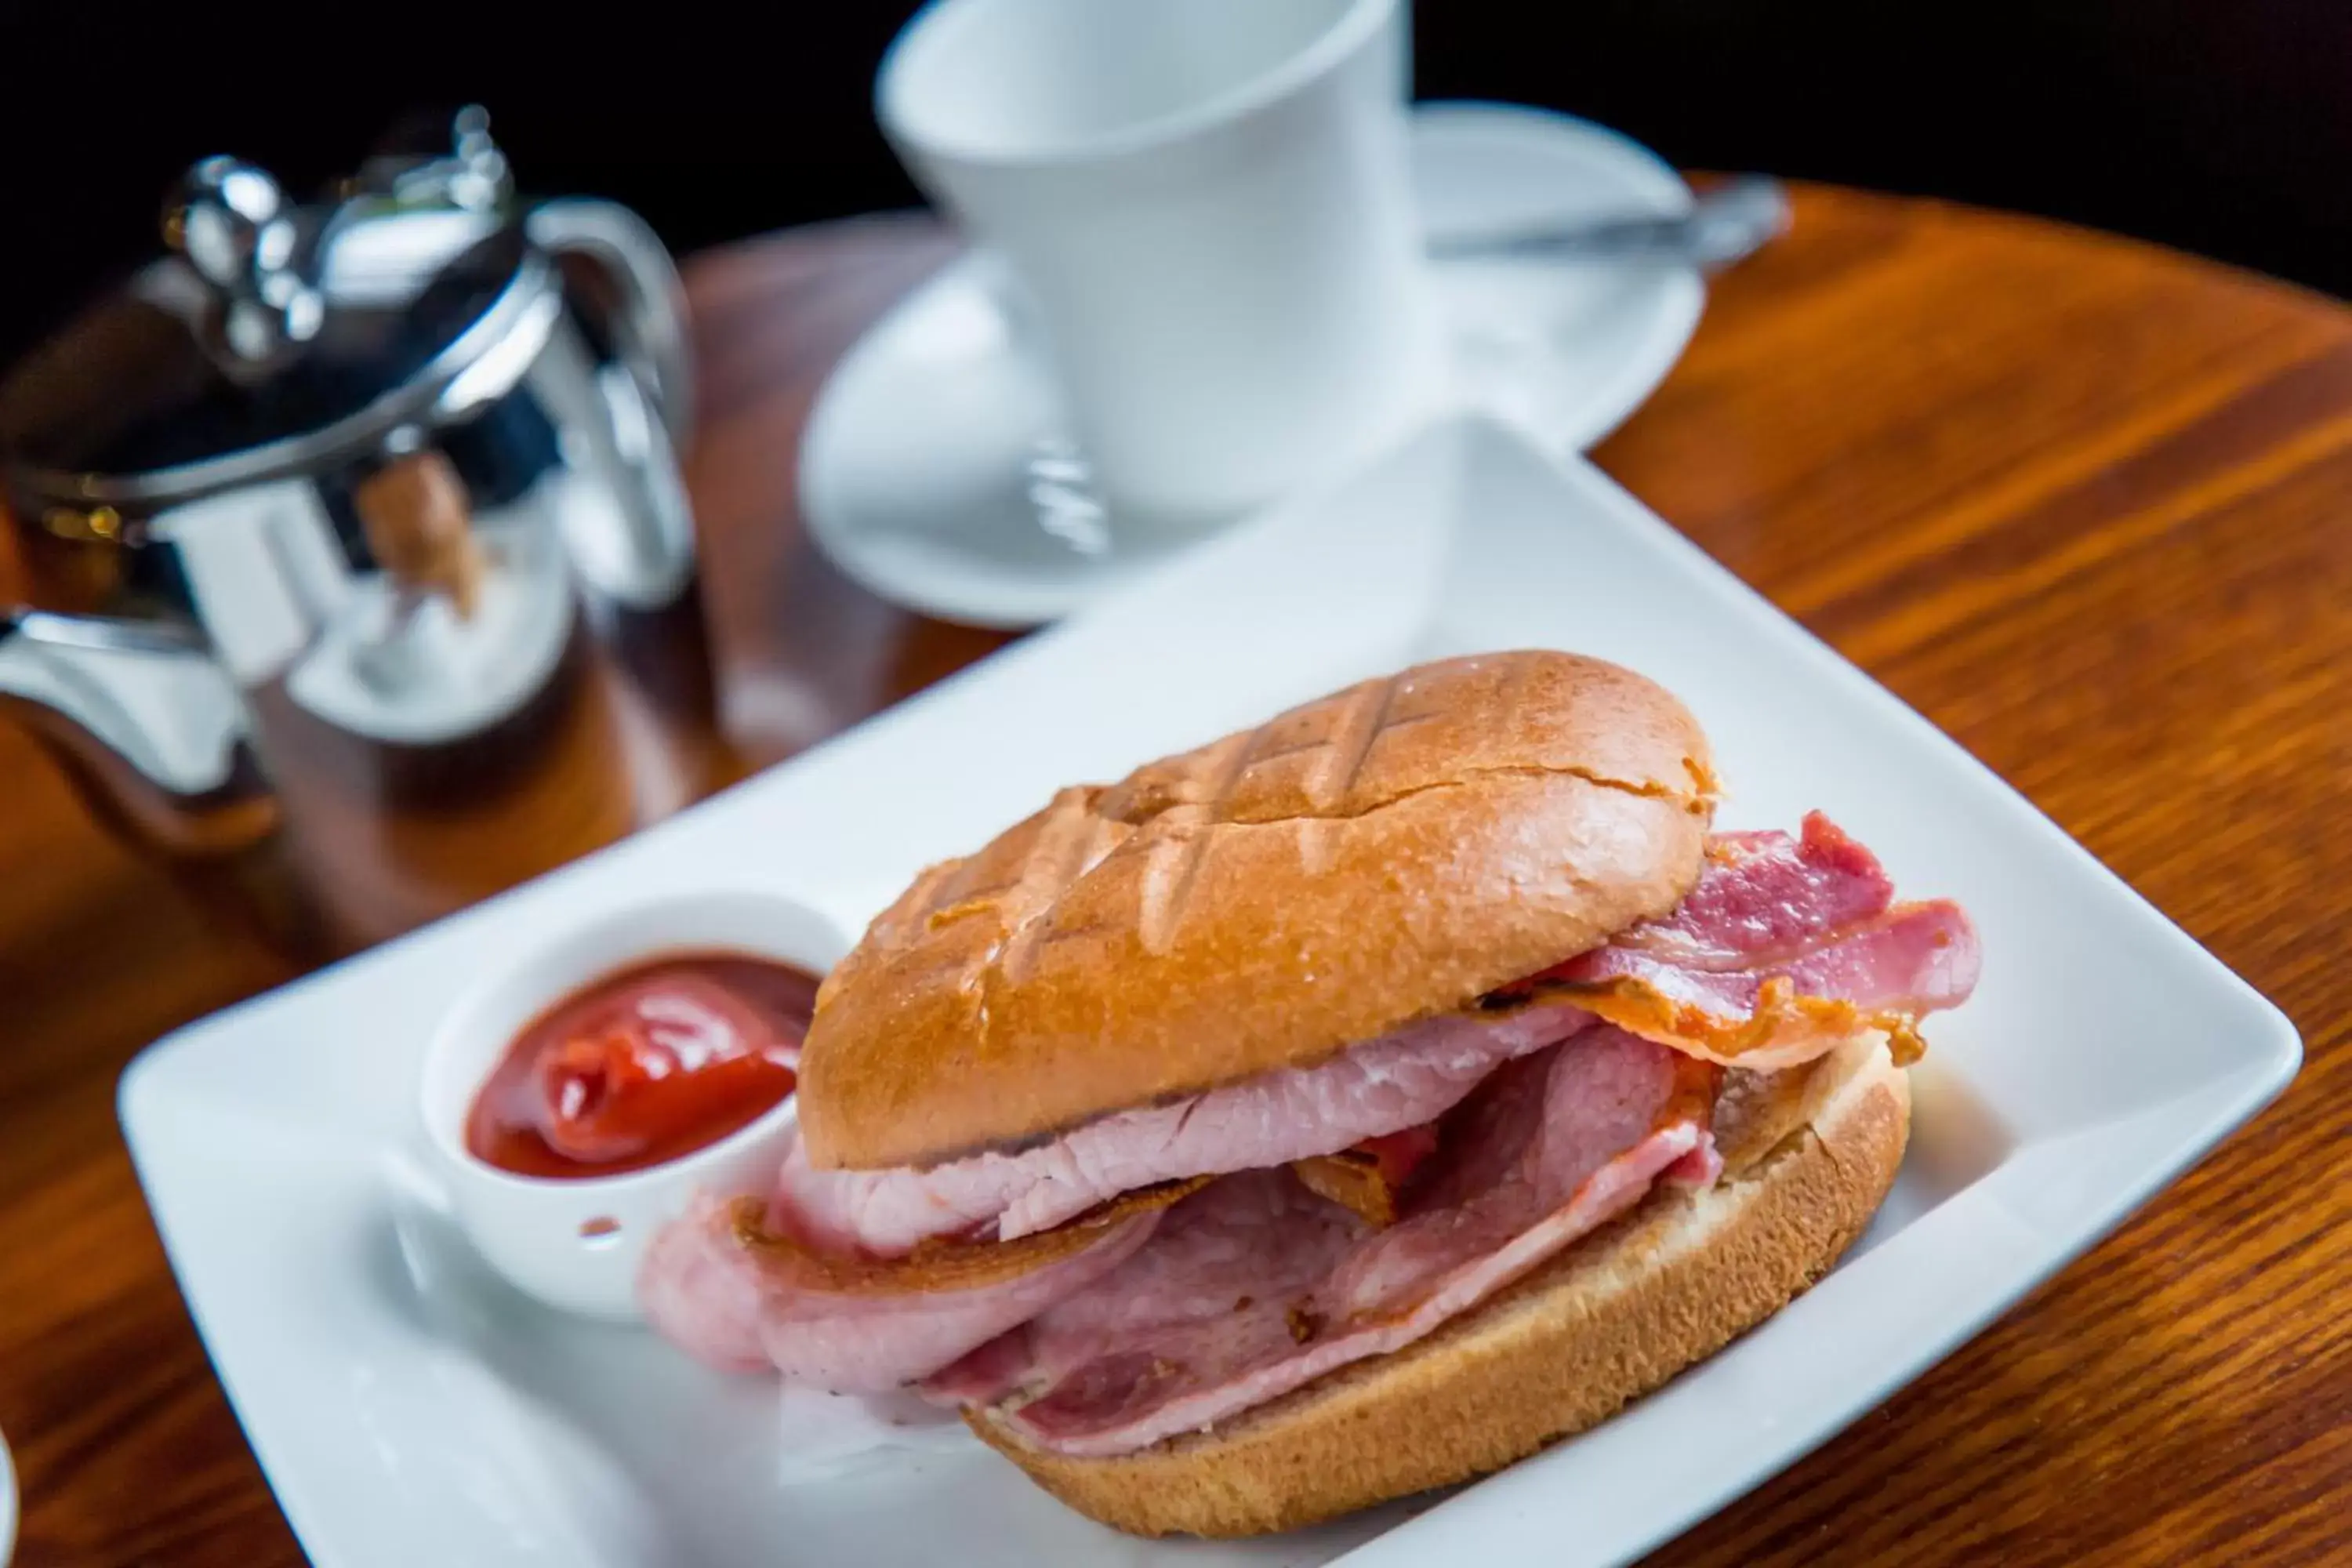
2 188 2347 1566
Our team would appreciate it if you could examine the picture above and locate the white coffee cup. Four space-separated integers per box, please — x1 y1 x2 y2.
877 0 1439 532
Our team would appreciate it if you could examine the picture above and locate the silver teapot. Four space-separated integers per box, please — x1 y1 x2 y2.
0 108 727 956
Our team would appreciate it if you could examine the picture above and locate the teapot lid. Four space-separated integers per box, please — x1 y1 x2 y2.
0 109 559 514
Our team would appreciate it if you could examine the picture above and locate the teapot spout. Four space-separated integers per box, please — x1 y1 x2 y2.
0 610 277 856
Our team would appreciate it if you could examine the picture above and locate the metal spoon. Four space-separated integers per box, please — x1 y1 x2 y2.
1018 176 1790 564
1426 174 1790 272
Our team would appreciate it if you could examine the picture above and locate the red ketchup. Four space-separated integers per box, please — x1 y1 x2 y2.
466 952 820 1178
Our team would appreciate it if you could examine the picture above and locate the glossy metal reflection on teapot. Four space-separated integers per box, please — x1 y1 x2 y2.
0 107 731 959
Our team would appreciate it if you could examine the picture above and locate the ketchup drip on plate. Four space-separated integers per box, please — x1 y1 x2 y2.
466 953 819 1178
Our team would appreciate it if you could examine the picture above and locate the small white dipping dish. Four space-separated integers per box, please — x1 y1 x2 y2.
419 889 846 1322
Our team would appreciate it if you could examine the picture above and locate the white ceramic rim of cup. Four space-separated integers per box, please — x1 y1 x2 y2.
877 0 1398 169
0 1419 15 1568
418 887 836 1200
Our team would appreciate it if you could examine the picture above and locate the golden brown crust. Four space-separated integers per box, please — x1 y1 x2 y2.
800 653 1716 1169
967 1040 1910 1537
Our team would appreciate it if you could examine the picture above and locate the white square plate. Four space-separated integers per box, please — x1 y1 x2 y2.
121 414 2299 1568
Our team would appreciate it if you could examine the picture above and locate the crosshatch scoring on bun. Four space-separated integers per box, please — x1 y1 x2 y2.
799 652 1719 1171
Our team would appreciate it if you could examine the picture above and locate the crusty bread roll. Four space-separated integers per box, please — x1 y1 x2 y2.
800 652 1718 1170
965 1036 1908 1537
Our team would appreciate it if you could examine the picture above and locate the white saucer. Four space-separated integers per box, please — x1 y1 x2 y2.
800 101 1704 628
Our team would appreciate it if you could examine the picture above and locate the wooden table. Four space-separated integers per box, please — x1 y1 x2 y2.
2 188 2347 1566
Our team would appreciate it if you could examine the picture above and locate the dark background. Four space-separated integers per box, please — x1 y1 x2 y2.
2 1 2345 364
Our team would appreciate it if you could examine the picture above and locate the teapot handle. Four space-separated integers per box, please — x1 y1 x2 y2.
526 199 695 452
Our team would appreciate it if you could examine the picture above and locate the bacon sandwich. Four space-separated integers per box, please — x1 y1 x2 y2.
642 651 1981 1536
